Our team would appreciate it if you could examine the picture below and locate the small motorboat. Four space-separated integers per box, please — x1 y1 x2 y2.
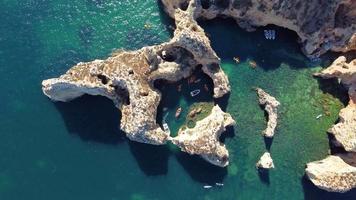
316 114 323 119
175 107 182 118
190 89 201 97
194 79 201 83
203 185 212 189
215 183 224 187
233 56 240 63
163 122 170 134
249 61 257 68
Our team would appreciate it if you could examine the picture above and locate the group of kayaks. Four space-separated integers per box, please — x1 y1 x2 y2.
264 29 276 40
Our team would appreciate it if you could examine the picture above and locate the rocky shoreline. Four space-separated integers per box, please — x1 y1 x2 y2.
306 57 356 193
42 0 233 166
42 0 356 192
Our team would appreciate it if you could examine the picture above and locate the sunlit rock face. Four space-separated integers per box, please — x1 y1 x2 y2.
306 154 356 193
171 105 236 167
306 57 356 193
255 88 280 138
42 1 231 151
256 152 275 169
314 56 356 152
162 0 356 56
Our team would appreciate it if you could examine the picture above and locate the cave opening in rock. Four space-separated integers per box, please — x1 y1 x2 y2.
97 74 109 85
111 83 130 106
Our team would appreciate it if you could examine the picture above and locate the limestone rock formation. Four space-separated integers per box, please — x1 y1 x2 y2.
171 105 236 167
314 56 356 152
42 1 230 145
162 0 356 56
255 88 280 138
305 154 356 193
256 152 274 169
306 56 356 192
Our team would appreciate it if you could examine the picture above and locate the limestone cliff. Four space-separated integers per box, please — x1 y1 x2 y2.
306 56 356 192
255 88 280 138
162 0 356 56
42 1 230 145
171 105 236 167
306 154 356 193
314 56 356 152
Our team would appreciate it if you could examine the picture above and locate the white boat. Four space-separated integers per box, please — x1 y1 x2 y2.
316 114 323 119
264 30 269 39
190 89 201 97
271 30 276 40
163 123 170 134
215 183 224 186
203 185 212 189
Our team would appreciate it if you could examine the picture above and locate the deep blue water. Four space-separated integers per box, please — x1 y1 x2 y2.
0 0 355 199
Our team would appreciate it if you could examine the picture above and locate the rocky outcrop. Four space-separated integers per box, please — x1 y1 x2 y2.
162 0 356 56
314 56 356 152
306 56 356 192
42 1 230 146
306 154 356 193
256 152 274 169
255 88 280 138
171 105 236 167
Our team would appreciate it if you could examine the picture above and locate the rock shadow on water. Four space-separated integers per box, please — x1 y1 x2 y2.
263 137 273 151
302 176 356 200
199 18 310 71
316 77 349 107
54 95 125 145
175 152 227 185
128 141 170 176
257 169 270 185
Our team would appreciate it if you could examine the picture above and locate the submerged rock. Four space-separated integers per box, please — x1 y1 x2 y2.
256 152 274 169
162 0 356 56
255 88 280 138
171 105 236 167
306 154 356 193
42 1 230 145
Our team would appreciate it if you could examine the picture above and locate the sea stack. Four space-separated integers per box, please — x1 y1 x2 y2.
171 105 236 167
255 88 280 138
256 152 275 169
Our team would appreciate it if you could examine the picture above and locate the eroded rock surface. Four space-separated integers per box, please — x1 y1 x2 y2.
162 0 356 56
256 152 274 169
255 88 280 138
314 56 356 152
171 105 235 167
306 154 356 193
306 56 356 192
42 1 230 145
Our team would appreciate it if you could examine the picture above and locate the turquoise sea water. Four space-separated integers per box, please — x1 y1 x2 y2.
0 0 355 199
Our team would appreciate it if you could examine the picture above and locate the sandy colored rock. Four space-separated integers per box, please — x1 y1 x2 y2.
42 1 230 145
306 56 356 193
314 56 356 152
256 152 274 169
255 88 280 138
306 154 356 193
171 105 236 167
162 0 356 56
